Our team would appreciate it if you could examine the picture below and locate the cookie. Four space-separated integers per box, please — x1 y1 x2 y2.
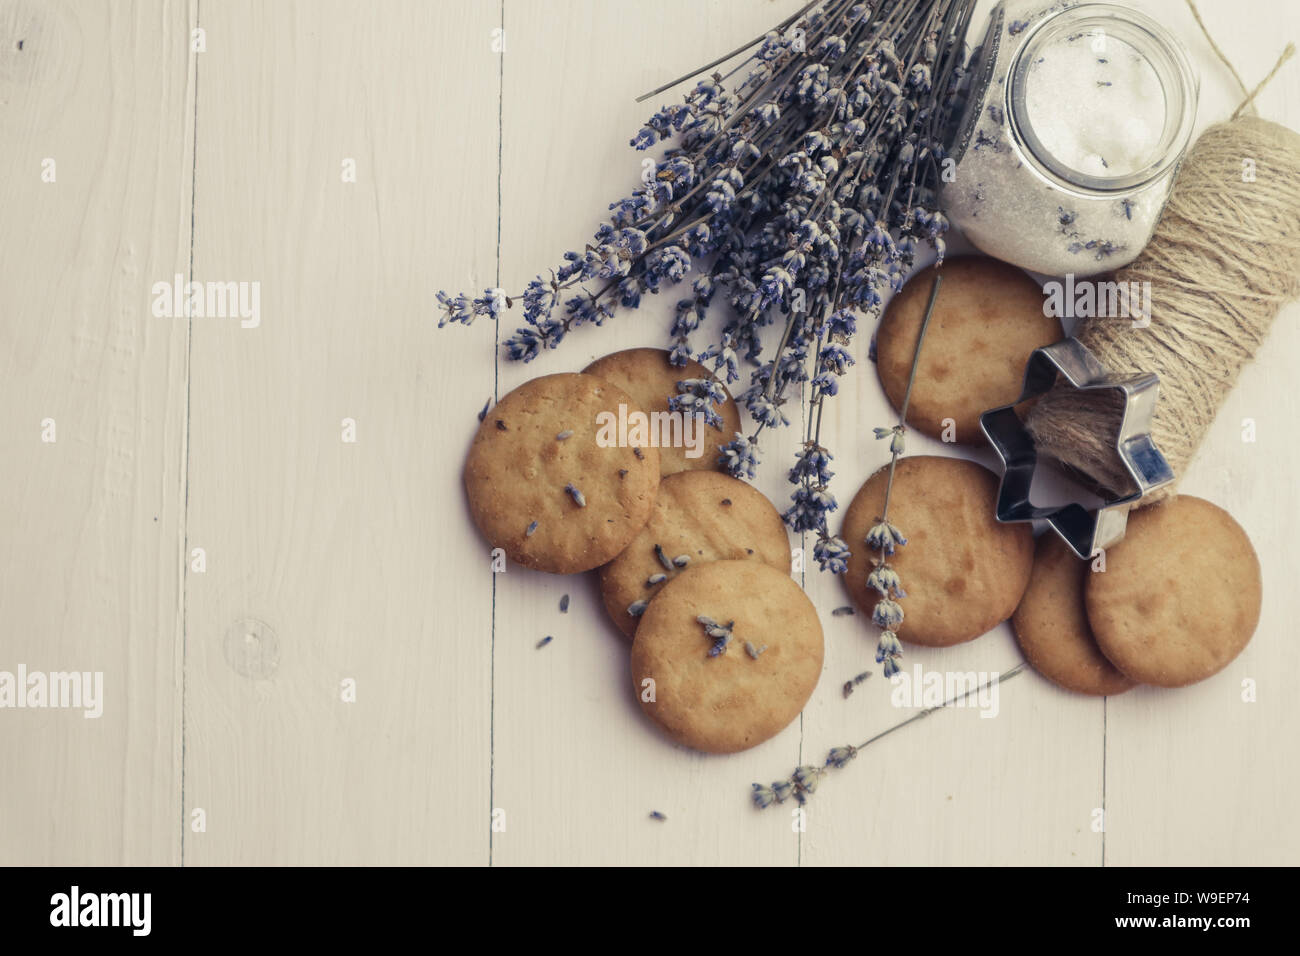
463 373 660 574
600 471 790 638
630 560 823 754
840 455 1034 646
583 348 742 476
1012 533 1137 696
876 257 1062 444
1087 495 1261 688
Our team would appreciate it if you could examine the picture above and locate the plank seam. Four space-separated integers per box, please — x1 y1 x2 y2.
489 0 506 868
180 0 202 868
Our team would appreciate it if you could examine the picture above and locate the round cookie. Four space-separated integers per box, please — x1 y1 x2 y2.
1086 496 1261 688
583 348 742 476
1012 533 1137 696
600 471 790 638
876 257 1062 444
840 455 1034 646
630 561 823 754
463 373 660 574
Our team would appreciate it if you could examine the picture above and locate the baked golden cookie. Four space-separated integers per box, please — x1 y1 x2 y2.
463 373 660 574
840 455 1034 646
600 471 790 638
1012 533 1137 696
1087 496 1261 688
876 257 1062 444
583 348 741 476
631 561 823 754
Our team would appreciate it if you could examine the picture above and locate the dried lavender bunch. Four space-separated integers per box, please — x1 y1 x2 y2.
439 0 977 569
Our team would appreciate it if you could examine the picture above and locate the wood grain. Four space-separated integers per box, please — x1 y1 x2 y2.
180 0 498 864
0 0 192 865
1 0 1297 866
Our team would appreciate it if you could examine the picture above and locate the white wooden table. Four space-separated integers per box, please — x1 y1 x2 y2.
1 0 1296 866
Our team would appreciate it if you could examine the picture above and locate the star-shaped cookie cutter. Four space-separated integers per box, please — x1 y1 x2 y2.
979 338 1175 559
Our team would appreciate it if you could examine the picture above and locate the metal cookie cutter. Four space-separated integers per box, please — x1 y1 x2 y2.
980 338 1175 559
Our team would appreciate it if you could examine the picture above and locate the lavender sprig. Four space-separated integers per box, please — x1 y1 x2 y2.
439 0 975 548
752 664 1026 808
866 271 940 677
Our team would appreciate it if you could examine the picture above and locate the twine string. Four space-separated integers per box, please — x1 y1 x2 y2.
1023 20 1300 501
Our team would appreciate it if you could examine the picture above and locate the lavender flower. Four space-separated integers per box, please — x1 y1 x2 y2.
441 0 972 576
813 535 851 574
866 565 906 599
866 520 907 554
871 598 904 631
718 433 759 480
669 378 726 428
875 629 903 677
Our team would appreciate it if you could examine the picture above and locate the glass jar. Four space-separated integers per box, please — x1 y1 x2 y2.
942 1 1198 277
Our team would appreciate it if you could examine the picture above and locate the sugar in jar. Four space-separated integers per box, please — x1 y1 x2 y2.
942 1 1198 277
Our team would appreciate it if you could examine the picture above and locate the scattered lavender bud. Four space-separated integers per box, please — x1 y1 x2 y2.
841 672 871 698
564 483 586 507
628 600 648 617
556 430 573 441
649 811 667 821
478 398 491 422
831 606 855 617
526 520 539 537
672 554 690 568
698 615 735 657
536 636 553 649
495 420 508 431
646 573 667 586
654 544 674 572
559 594 569 613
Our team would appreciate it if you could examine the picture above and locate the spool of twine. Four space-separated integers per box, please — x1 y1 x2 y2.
1024 50 1300 504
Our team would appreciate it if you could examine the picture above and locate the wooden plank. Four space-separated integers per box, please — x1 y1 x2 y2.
489 0 813 865
1101 0 1300 866
1103 316 1300 865
181 0 499 865
6 0 1297 868
798 235 1105 866
0 0 193 865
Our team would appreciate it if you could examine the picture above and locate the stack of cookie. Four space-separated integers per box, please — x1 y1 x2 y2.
464 348 823 754
865 257 1263 695
1012 495 1261 694
833 453 1262 694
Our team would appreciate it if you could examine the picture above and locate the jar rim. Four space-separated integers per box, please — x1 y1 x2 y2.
1007 2 1199 194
